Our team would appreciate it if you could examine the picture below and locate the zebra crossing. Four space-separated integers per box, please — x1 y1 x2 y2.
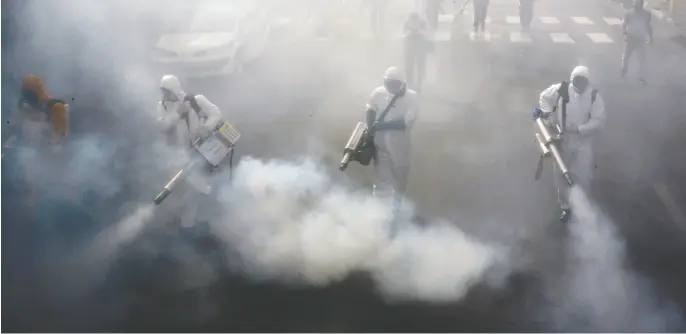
433 14 625 45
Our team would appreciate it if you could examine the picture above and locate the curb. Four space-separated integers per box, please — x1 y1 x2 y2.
608 1 684 34
649 7 671 22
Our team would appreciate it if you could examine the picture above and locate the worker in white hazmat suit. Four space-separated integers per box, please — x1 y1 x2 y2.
366 67 419 212
539 66 606 222
156 74 222 227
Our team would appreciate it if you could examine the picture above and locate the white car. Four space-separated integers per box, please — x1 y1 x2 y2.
151 3 271 78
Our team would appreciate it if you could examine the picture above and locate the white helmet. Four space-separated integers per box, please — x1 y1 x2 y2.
384 66 405 82
570 65 590 81
160 74 184 100
383 66 406 94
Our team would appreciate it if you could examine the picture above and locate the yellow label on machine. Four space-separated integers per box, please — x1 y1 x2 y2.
217 121 241 146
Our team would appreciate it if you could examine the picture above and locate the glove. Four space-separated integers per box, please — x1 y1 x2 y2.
565 124 580 134
177 103 190 117
197 124 212 138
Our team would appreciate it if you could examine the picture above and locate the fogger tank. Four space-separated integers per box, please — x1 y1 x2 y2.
154 121 241 205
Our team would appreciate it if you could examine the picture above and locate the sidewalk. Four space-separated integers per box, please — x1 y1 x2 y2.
609 0 686 34
643 0 686 30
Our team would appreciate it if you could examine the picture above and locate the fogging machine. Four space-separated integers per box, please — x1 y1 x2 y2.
532 83 574 186
339 122 374 171
154 120 241 205
339 94 401 171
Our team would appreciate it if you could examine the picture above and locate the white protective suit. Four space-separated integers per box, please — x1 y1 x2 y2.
157 75 221 147
367 67 420 210
539 66 607 210
156 75 222 226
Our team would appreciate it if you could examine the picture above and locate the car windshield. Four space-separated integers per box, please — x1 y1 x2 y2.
187 7 239 33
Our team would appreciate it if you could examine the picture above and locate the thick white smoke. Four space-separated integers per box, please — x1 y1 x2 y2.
209 157 506 303
56 204 156 298
552 187 683 331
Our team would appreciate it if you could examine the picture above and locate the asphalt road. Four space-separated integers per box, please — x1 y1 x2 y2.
3 0 686 332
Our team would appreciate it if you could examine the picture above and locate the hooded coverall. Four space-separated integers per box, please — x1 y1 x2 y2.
403 16 431 89
157 75 222 227
539 66 607 210
367 85 419 211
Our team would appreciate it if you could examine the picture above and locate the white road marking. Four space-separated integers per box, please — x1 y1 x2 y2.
510 31 532 43
434 29 452 42
603 17 623 25
439 14 455 23
651 8 665 20
586 32 614 43
540 16 560 24
469 31 491 41
549 33 575 43
506 16 520 24
571 16 594 25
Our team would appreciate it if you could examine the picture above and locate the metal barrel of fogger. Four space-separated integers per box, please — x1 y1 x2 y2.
154 160 197 205
535 118 574 186
339 122 368 171
154 135 205 205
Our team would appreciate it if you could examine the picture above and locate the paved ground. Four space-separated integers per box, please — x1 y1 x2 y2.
3 0 686 332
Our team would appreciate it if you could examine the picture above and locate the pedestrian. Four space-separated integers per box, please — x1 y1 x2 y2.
621 0 653 84
519 0 535 32
366 0 388 38
402 12 432 90
13 74 71 207
538 66 607 223
461 0 490 34
424 0 443 31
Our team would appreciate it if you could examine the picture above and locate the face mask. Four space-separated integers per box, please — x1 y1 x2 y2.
384 79 405 94
572 76 588 94
161 88 178 102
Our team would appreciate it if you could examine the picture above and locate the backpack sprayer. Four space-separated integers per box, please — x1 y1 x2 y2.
154 120 241 205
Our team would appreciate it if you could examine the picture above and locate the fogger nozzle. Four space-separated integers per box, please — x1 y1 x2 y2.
563 172 574 186
153 162 194 205
339 153 352 171
154 189 171 205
